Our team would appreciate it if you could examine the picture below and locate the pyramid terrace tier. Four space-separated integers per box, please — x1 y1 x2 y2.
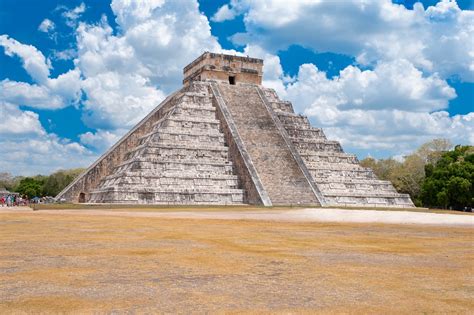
323 193 414 207
304 162 369 171
115 161 234 176
88 187 245 204
316 178 399 193
269 101 295 113
139 125 223 141
170 104 217 118
310 168 378 180
292 139 343 153
277 114 312 129
260 88 283 103
138 128 225 146
99 172 241 190
299 152 359 164
154 115 221 129
286 127 326 140
125 143 230 160
115 158 234 172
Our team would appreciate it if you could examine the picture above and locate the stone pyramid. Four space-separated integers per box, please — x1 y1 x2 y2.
57 52 413 207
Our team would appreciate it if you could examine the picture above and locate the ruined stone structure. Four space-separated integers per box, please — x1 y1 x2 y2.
57 52 414 207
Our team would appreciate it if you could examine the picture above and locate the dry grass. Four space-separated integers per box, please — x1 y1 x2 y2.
0 211 473 313
33 203 473 215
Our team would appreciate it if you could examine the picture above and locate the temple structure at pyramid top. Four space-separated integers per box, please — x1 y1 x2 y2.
56 52 414 207
183 52 263 86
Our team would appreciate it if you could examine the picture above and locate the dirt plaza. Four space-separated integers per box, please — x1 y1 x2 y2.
0 207 473 313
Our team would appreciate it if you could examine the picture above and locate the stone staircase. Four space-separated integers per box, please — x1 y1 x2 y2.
260 87 414 207
215 83 319 205
88 82 244 204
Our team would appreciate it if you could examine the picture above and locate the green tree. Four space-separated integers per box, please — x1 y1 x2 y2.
15 177 45 198
42 168 84 196
10 168 84 198
360 139 456 207
421 145 473 209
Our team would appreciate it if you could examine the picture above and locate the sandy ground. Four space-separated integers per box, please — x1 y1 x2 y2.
2 206 473 226
0 209 473 313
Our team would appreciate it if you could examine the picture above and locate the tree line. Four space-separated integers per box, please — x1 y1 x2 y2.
360 139 473 209
0 169 85 198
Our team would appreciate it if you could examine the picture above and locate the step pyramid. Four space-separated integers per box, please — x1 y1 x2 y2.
57 52 414 207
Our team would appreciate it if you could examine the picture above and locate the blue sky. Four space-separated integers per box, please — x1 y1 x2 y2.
0 0 473 175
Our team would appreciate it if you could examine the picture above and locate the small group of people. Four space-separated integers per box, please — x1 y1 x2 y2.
0 194 26 207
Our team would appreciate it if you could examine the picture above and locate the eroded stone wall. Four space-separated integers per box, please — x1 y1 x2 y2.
56 91 180 203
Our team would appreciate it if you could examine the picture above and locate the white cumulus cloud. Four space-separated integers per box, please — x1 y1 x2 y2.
284 61 472 155
0 104 95 175
62 2 87 28
220 0 474 82
0 35 51 83
38 18 55 33
79 129 127 151
287 60 456 114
